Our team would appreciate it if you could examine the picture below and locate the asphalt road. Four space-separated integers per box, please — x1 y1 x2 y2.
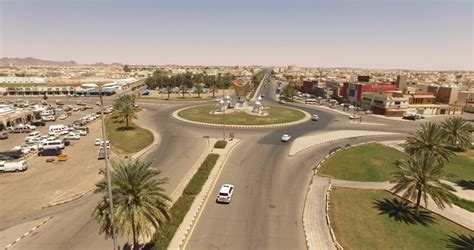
4 76 457 249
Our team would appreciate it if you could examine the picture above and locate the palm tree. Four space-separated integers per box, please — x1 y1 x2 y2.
441 116 473 150
113 95 137 129
93 159 171 250
390 152 456 217
195 83 203 98
404 122 454 163
210 84 218 98
179 84 187 98
165 86 172 99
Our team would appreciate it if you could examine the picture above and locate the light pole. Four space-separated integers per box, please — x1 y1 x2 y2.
98 87 118 250
221 82 226 140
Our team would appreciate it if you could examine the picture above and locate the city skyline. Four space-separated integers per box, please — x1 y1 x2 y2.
1 0 473 71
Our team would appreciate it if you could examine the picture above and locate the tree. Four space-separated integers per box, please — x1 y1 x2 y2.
123 65 131 72
283 81 296 101
165 86 172 99
93 159 170 250
210 84 218 98
195 83 203 98
390 152 456 217
43 94 48 101
179 84 187 98
441 116 473 150
113 95 137 129
404 122 454 163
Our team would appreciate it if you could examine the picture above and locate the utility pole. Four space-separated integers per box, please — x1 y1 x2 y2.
99 87 118 250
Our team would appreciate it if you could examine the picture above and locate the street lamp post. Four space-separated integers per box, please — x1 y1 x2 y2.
98 87 118 250
222 83 226 140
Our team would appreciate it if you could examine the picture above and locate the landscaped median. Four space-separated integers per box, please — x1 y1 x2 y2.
105 112 154 155
146 154 220 250
317 143 474 211
174 104 309 128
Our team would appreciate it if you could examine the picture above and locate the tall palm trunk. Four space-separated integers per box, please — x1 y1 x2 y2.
167 92 170 99
125 115 129 128
132 218 138 250
415 187 423 217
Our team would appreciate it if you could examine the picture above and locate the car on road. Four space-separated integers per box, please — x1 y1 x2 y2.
281 134 291 142
95 138 102 146
365 110 373 114
311 114 319 121
348 114 361 119
216 184 234 204
278 99 286 104
37 148 62 157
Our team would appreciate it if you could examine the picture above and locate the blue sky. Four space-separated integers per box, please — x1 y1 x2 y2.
1 0 472 70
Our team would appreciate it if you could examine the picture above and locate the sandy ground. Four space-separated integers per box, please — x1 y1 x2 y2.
0 119 105 230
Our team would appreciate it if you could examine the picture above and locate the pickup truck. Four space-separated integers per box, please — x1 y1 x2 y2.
0 160 28 172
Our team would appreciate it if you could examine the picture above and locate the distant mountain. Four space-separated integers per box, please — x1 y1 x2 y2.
0 57 78 66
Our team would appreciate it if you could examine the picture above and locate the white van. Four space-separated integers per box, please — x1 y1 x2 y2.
40 140 65 150
0 160 28 172
49 125 67 135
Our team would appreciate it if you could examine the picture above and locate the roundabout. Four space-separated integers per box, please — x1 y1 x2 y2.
173 104 310 128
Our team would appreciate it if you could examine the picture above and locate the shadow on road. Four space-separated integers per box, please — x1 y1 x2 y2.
373 198 436 226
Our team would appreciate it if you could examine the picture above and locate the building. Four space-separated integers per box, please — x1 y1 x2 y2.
361 91 409 116
302 80 317 94
0 76 46 84
404 93 462 115
341 82 397 104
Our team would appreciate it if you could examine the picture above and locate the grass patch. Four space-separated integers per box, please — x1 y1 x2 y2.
105 113 154 154
329 187 473 249
444 151 474 183
178 105 305 125
149 154 220 250
318 143 407 182
214 140 227 149
448 193 474 212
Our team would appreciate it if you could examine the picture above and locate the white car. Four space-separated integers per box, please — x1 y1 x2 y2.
365 110 373 114
281 134 291 142
311 114 319 121
76 130 87 136
216 184 235 204
25 131 41 142
59 114 68 120
95 138 102 146
349 114 361 119
65 133 80 140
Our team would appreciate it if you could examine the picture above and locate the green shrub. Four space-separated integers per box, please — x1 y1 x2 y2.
214 140 227 149
149 153 220 250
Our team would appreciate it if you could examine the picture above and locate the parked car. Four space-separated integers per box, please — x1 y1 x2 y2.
281 134 291 142
0 160 28 172
0 130 8 139
0 149 24 159
95 138 102 146
59 114 68 120
365 110 373 114
12 125 31 133
65 133 81 140
30 120 46 126
37 148 62 156
0 155 13 161
216 184 235 204
278 99 286 104
25 131 42 142
96 101 101 106
75 130 87 136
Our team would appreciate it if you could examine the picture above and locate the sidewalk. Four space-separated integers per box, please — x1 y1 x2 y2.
330 179 474 230
303 176 336 250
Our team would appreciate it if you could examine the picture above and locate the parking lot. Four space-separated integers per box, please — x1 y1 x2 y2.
0 100 113 230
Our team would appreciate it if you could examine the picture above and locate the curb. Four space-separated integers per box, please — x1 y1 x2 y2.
41 188 94 209
289 132 403 156
4 216 53 249
132 108 161 159
171 105 311 129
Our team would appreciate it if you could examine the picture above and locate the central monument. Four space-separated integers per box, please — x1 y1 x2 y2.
232 79 251 108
